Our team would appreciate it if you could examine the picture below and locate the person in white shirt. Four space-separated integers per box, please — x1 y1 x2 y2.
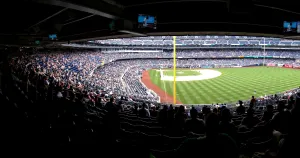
297 22 300 33
287 23 292 32
143 16 148 27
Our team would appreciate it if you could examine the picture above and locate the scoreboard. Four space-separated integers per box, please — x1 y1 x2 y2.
138 14 157 29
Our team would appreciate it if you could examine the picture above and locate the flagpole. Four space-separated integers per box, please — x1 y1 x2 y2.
173 36 177 105
263 37 266 66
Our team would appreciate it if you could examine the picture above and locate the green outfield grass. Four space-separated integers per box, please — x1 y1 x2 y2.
163 70 201 76
148 67 300 104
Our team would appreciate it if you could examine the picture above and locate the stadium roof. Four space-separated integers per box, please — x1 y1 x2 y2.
1 0 300 46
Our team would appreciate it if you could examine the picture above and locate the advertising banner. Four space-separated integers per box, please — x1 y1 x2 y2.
284 64 293 68
201 65 213 68
243 64 259 67
232 66 242 68
277 64 284 67
293 65 300 69
267 63 276 67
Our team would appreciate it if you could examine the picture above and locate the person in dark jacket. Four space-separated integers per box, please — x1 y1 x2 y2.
138 102 150 118
219 108 237 139
236 100 245 115
185 107 205 134
176 113 238 158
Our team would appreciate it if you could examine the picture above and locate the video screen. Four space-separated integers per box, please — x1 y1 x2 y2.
138 14 157 29
49 34 57 40
283 21 297 33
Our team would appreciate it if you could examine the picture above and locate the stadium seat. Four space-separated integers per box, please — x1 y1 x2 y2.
161 135 186 150
119 128 140 145
248 137 274 153
238 130 254 143
139 132 163 149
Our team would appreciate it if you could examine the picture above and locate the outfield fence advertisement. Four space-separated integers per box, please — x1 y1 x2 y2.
267 63 276 67
266 63 300 69
284 64 293 68
243 64 260 67
277 64 284 67
213 64 242 68
201 65 213 68
266 63 285 67
293 65 300 69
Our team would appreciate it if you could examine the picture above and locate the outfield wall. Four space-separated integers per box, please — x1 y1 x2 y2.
266 63 300 69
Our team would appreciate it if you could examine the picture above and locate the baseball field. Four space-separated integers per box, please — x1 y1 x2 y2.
142 67 300 104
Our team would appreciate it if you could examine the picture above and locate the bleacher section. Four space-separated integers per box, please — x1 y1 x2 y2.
92 36 300 46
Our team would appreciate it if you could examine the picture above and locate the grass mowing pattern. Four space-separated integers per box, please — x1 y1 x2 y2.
163 70 201 76
148 67 300 104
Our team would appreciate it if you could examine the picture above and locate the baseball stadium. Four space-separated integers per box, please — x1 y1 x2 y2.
1 0 300 158
62 36 300 107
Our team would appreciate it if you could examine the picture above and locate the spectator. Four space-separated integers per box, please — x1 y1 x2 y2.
212 108 218 114
184 107 205 134
138 102 150 118
103 97 120 140
291 92 300 130
271 100 292 134
176 113 238 158
132 103 138 115
261 104 274 122
219 108 237 139
287 95 295 109
174 105 187 131
278 93 300 158
250 96 256 108
241 108 260 129
150 106 158 117
236 100 245 115
157 105 168 126
117 100 124 112
174 107 179 113
167 104 175 124
198 111 204 120
105 97 116 111
202 106 211 121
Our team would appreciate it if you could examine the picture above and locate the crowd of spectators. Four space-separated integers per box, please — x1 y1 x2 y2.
2 49 300 157
9 50 299 104
93 36 300 46
2 75 299 158
99 50 300 59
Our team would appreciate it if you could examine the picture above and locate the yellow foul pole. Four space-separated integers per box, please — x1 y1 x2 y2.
173 36 177 105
